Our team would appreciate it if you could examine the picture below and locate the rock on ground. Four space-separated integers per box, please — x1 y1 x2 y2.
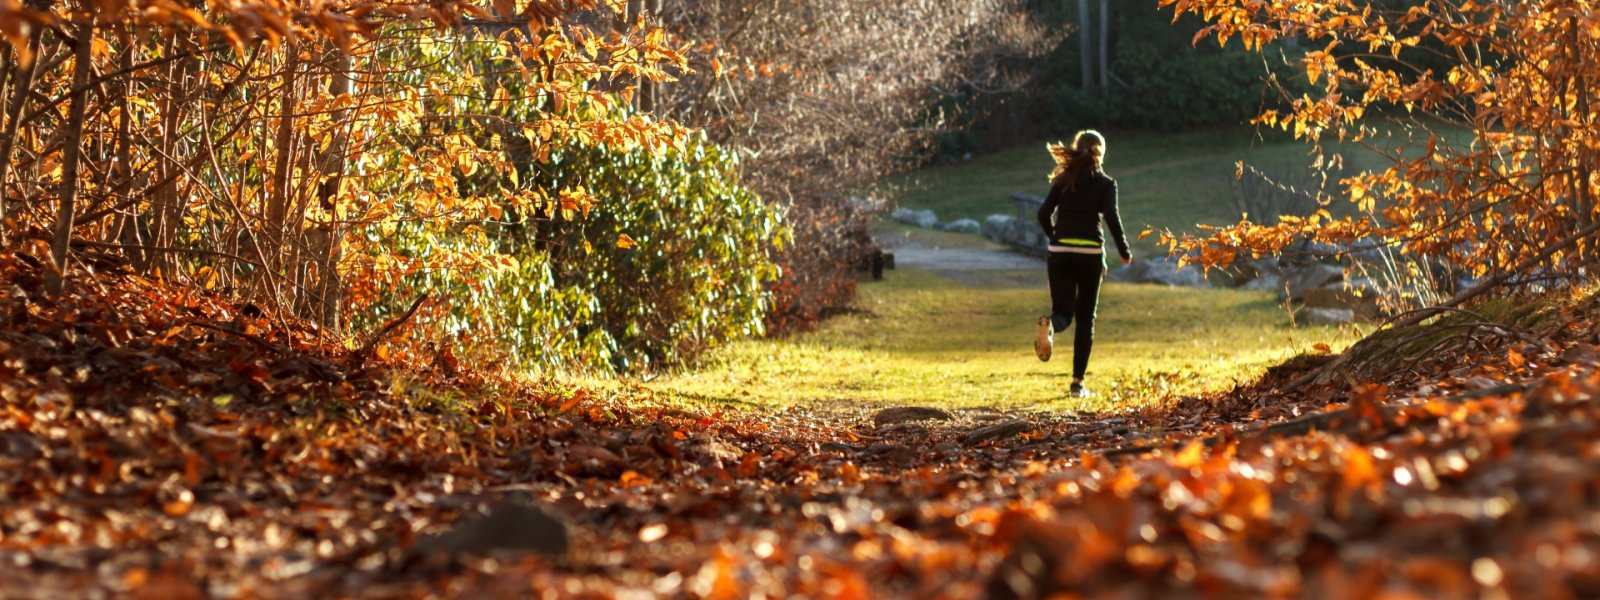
892 208 939 229
982 215 1017 242
1301 307 1355 325
1107 257 1208 287
940 218 981 234
409 502 571 559
1281 264 1345 301
1243 274 1284 292
874 406 955 427
1223 259 1282 287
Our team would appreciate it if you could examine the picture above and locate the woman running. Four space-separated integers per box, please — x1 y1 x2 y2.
1033 130 1131 398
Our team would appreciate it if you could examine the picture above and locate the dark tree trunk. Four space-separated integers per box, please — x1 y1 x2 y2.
48 16 94 295
1076 0 1092 91
309 48 351 330
1097 0 1109 92
0 30 42 247
148 34 193 275
266 48 299 271
107 31 136 246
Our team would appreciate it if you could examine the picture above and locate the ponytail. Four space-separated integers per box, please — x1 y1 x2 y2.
1047 130 1106 190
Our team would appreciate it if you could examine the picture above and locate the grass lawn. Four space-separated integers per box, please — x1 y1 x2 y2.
885 127 1385 257
621 126 1389 412
637 267 1362 413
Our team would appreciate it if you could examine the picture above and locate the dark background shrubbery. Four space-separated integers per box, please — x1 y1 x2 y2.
958 5 1308 150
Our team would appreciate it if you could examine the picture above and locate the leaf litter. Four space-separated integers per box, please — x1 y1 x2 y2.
3 253 1600 598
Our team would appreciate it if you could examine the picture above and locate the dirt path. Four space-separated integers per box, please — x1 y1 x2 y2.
875 232 1045 288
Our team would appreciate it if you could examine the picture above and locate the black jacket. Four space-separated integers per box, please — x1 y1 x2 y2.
1036 171 1131 259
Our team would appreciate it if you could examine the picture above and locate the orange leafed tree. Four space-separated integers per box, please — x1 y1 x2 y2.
0 0 689 328
1158 0 1600 314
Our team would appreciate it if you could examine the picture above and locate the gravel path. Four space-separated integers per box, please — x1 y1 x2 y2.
875 234 1047 287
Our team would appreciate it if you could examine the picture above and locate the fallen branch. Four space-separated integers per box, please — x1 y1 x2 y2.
1379 305 1488 329
352 294 428 361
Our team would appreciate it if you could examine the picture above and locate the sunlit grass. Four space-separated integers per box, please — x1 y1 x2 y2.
635 268 1363 413
610 128 1389 412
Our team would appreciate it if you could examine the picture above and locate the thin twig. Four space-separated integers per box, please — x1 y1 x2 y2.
353 294 429 361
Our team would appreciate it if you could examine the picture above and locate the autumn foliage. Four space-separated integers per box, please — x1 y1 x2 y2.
0 0 1061 361
12 0 1600 597
7 205 1600 597
0 0 718 363
1158 0 1600 310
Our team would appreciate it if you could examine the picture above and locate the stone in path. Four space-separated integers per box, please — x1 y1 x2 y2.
874 234 1046 287
873 406 955 427
688 436 744 463
409 502 571 559
885 239 1045 273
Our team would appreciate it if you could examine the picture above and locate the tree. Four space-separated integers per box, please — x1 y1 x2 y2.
655 0 1055 331
0 0 693 330
1098 0 1109 90
45 8 91 295
1024 2 1291 132
1067 0 1112 92
1156 0 1600 313
1078 0 1093 90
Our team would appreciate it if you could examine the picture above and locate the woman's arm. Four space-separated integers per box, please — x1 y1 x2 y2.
1102 180 1132 260
1037 181 1062 233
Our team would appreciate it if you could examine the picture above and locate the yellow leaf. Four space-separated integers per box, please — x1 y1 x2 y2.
616 233 636 249
196 266 219 290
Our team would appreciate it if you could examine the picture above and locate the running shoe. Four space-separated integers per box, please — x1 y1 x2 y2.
1034 315 1053 362
1069 381 1089 398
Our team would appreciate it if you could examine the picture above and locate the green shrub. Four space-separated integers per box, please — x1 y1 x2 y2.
452 135 784 373
346 28 783 374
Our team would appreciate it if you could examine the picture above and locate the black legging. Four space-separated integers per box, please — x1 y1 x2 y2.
1046 252 1104 380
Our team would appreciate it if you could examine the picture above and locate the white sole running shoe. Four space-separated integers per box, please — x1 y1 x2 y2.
1034 315 1053 362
